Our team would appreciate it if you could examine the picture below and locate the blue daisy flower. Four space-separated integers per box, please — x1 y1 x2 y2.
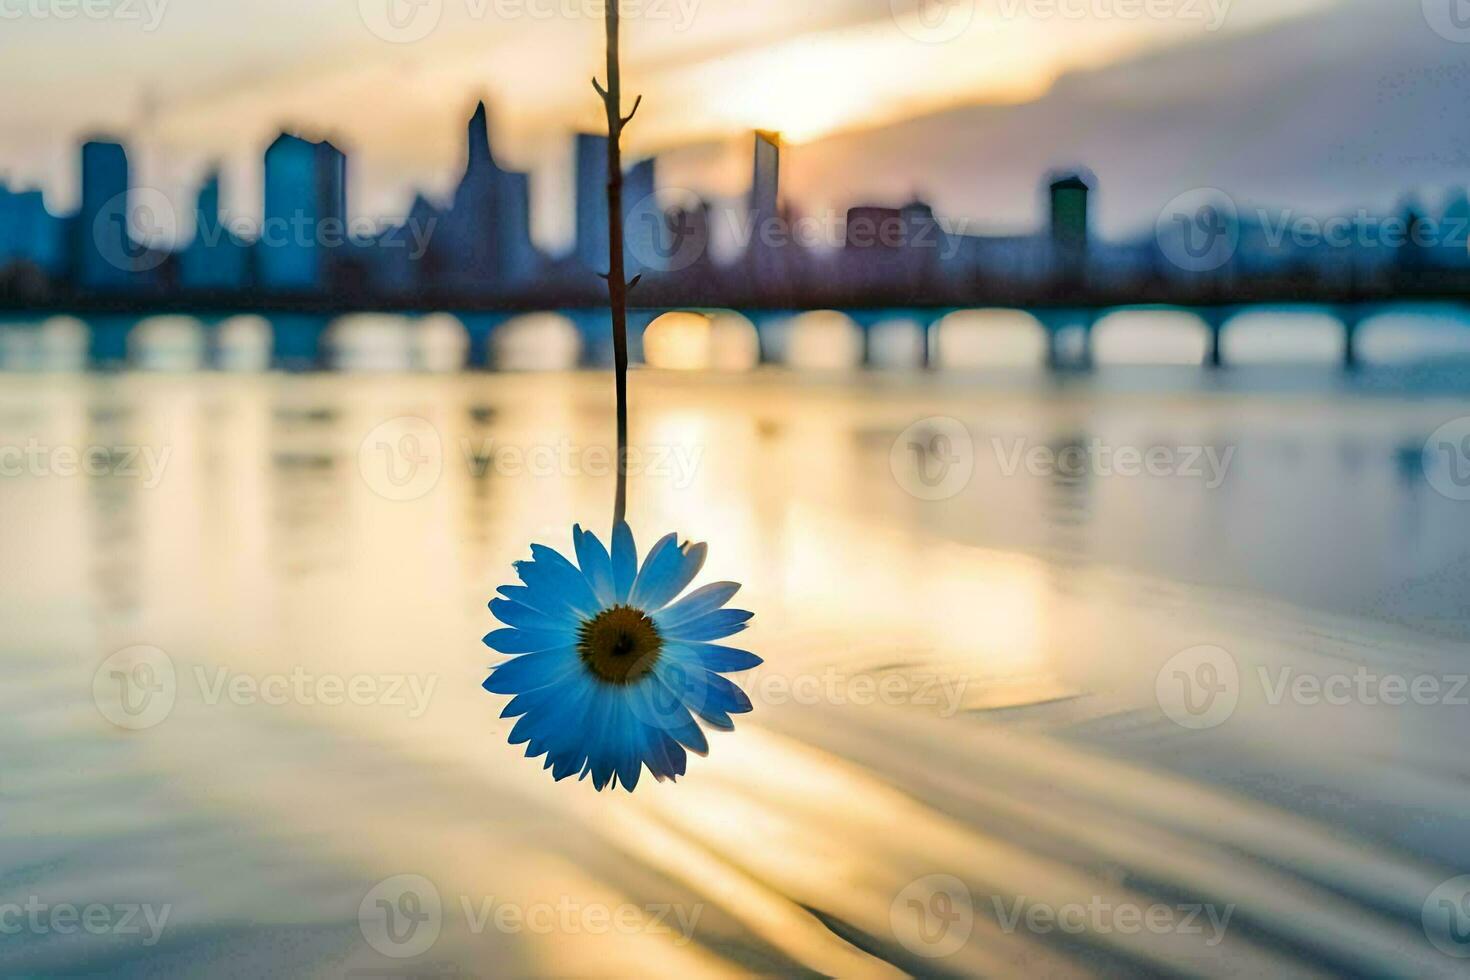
482 522 761 792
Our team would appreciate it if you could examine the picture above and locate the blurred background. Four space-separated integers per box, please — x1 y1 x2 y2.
4 0 1470 976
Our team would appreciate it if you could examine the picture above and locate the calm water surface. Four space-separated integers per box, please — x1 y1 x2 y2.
3 366 1470 976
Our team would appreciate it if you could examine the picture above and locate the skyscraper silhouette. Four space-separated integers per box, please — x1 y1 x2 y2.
573 132 656 279
0 183 63 276
260 133 346 291
181 170 247 290
622 156 656 276
76 139 133 290
575 132 610 274
430 102 538 292
747 130 784 293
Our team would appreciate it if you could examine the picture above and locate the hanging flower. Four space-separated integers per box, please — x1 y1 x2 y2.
483 522 760 791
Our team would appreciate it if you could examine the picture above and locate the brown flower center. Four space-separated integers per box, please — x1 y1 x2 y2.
578 605 662 685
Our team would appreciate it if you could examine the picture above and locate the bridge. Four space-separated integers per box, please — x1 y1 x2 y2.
4 300 1468 372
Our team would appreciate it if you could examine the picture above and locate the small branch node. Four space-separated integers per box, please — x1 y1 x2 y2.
621 94 644 127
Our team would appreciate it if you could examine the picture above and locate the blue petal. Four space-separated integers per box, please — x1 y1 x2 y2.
653 582 740 632
611 522 638 602
573 524 617 607
631 535 708 611
655 660 752 729
489 597 575 634
515 675 596 753
483 647 577 694
611 709 644 792
517 672 595 749
629 681 708 756
581 689 620 790
483 627 576 655
663 608 753 642
652 731 687 779
497 584 562 619
521 544 601 616
672 642 763 674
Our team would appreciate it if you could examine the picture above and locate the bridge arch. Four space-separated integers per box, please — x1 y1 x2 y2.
1353 306 1470 365
641 311 760 371
490 312 582 371
1218 309 1346 365
1091 309 1210 366
215 315 273 372
782 310 864 370
932 309 1048 369
130 315 208 372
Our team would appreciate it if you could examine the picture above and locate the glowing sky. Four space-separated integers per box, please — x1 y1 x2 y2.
0 0 1343 245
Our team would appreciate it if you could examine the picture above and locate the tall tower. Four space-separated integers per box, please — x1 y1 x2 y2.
259 132 347 292
182 169 246 290
1048 172 1091 284
76 139 133 289
0 183 63 276
747 131 784 293
750 130 780 239
1048 173 1090 252
575 132 610 273
622 156 656 276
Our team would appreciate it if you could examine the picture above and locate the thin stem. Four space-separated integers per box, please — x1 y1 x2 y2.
596 3 632 529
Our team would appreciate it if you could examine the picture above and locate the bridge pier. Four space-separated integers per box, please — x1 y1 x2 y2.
1200 308 1233 369
750 312 789 367
1338 306 1365 370
1036 310 1095 371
